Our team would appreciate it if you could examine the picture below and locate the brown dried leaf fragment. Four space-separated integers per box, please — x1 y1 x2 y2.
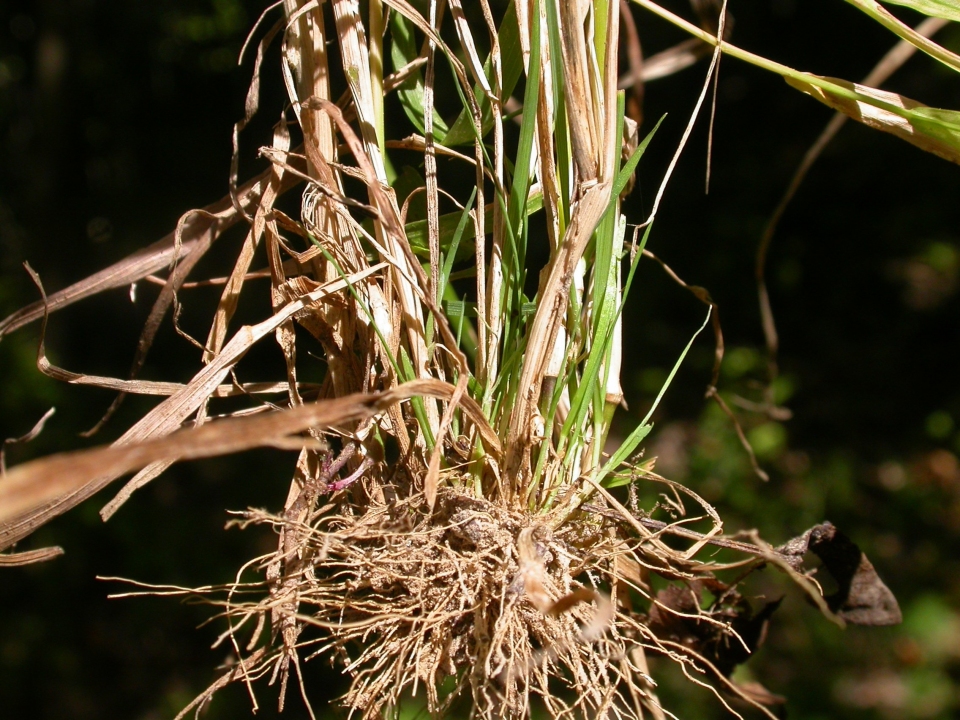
0 378 498 551
778 522 902 626
1 407 55 475
0 546 64 566
0 163 297 341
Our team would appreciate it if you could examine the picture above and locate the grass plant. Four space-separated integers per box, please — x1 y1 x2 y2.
3 0 959 717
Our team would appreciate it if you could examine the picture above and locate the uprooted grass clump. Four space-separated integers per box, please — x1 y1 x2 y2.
232 488 631 719
179 452 852 720
0 0 927 716
204 483 700 720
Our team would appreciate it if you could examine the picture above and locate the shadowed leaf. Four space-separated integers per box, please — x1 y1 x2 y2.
647 582 782 677
778 522 902 626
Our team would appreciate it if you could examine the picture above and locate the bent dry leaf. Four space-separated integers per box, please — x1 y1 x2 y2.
0 161 294 341
0 378 499 551
785 74 960 165
2 407 55 475
4 263 375 541
0 546 64 566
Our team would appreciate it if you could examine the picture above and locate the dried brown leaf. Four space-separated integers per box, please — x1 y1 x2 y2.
0 164 293 341
0 378 499 551
100 264 386 520
779 522 902 626
0 546 64 566
0 265 385 546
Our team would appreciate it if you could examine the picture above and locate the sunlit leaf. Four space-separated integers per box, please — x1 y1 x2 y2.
882 0 960 23
785 74 960 164
632 0 960 164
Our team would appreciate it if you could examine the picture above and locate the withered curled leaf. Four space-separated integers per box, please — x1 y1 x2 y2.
778 522 902 626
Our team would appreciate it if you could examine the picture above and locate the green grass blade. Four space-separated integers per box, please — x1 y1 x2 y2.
399 346 436 450
439 187 477 298
613 114 666 198
497 0 543 346
390 11 451 137
882 0 960 21
598 423 653 488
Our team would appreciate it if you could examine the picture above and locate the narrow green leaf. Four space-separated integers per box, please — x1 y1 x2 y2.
599 424 653 488
390 11 450 137
883 0 960 21
444 300 478 318
501 0 543 329
613 114 666 199
443 284 478 361
439 187 477 296
399 346 435 450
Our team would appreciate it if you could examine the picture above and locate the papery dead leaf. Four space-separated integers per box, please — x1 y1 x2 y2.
7 259 378 540
0 162 302 341
785 74 960 165
0 546 64 566
2 407 55 475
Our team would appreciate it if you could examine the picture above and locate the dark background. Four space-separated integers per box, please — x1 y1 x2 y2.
1 0 959 718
